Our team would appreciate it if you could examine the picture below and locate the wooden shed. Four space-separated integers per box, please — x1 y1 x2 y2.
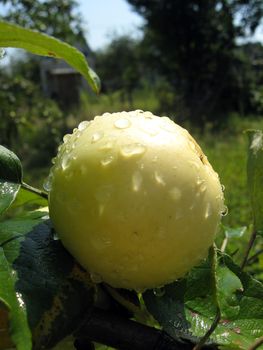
40 43 94 107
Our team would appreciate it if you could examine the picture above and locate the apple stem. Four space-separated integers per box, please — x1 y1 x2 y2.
21 181 48 200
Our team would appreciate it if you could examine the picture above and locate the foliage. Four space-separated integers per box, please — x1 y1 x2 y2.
0 69 64 166
95 35 141 107
127 0 263 124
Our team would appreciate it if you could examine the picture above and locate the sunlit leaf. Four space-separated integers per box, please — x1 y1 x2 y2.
144 253 263 349
0 145 22 184
0 20 100 93
0 145 22 215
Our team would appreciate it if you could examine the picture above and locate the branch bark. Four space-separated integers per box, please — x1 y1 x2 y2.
75 308 215 350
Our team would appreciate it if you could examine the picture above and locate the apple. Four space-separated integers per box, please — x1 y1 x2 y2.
47 110 225 291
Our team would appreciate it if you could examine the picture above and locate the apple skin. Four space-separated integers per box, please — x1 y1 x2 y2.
47 110 224 291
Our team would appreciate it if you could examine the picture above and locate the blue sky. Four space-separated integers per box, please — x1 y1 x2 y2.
79 0 144 50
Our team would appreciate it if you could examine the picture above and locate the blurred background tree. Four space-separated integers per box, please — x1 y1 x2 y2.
127 0 263 124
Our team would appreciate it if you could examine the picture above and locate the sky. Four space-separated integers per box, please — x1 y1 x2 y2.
79 0 144 50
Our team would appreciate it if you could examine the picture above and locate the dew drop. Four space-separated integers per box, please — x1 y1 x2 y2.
100 155 114 166
188 160 200 170
63 134 71 143
102 112 111 117
43 174 53 192
120 143 146 158
205 202 212 219
132 171 143 192
160 118 177 132
100 139 114 150
140 120 159 136
200 182 207 193
188 140 196 151
91 131 104 143
78 121 89 131
143 111 153 118
51 157 56 164
61 153 71 170
196 178 206 193
221 184 225 192
154 171 166 186
221 205 228 217
114 118 131 129
90 272 102 283
169 187 182 201
153 287 165 297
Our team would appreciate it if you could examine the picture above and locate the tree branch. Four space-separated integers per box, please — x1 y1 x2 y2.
75 308 215 350
240 230 257 270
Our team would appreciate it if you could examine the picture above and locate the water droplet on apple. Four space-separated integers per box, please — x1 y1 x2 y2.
100 155 114 166
132 171 143 192
205 202 212 219
120 143 146 158
61 153 71 170
91 131 104 143
43 174 53 192
153 287 165 297
114 118 131 129
154 171 166 186
78 121 89 131
221 205 228 216
63 134 71 143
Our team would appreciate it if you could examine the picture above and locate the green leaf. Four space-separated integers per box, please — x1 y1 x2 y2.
0 20 100 94
0 250 32 350
0 182 21 215
143 253 263 349
0 145 22 215
0 210 95 349
11 187 48 210
247 130 263 236
0 145 22 184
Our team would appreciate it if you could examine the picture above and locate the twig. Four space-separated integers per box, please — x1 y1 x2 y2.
240 230 257 270
193 308 220 350
21 181 48 200
248 336 263 350
247 249 263 265
193 245 221 350
220 237 228 253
